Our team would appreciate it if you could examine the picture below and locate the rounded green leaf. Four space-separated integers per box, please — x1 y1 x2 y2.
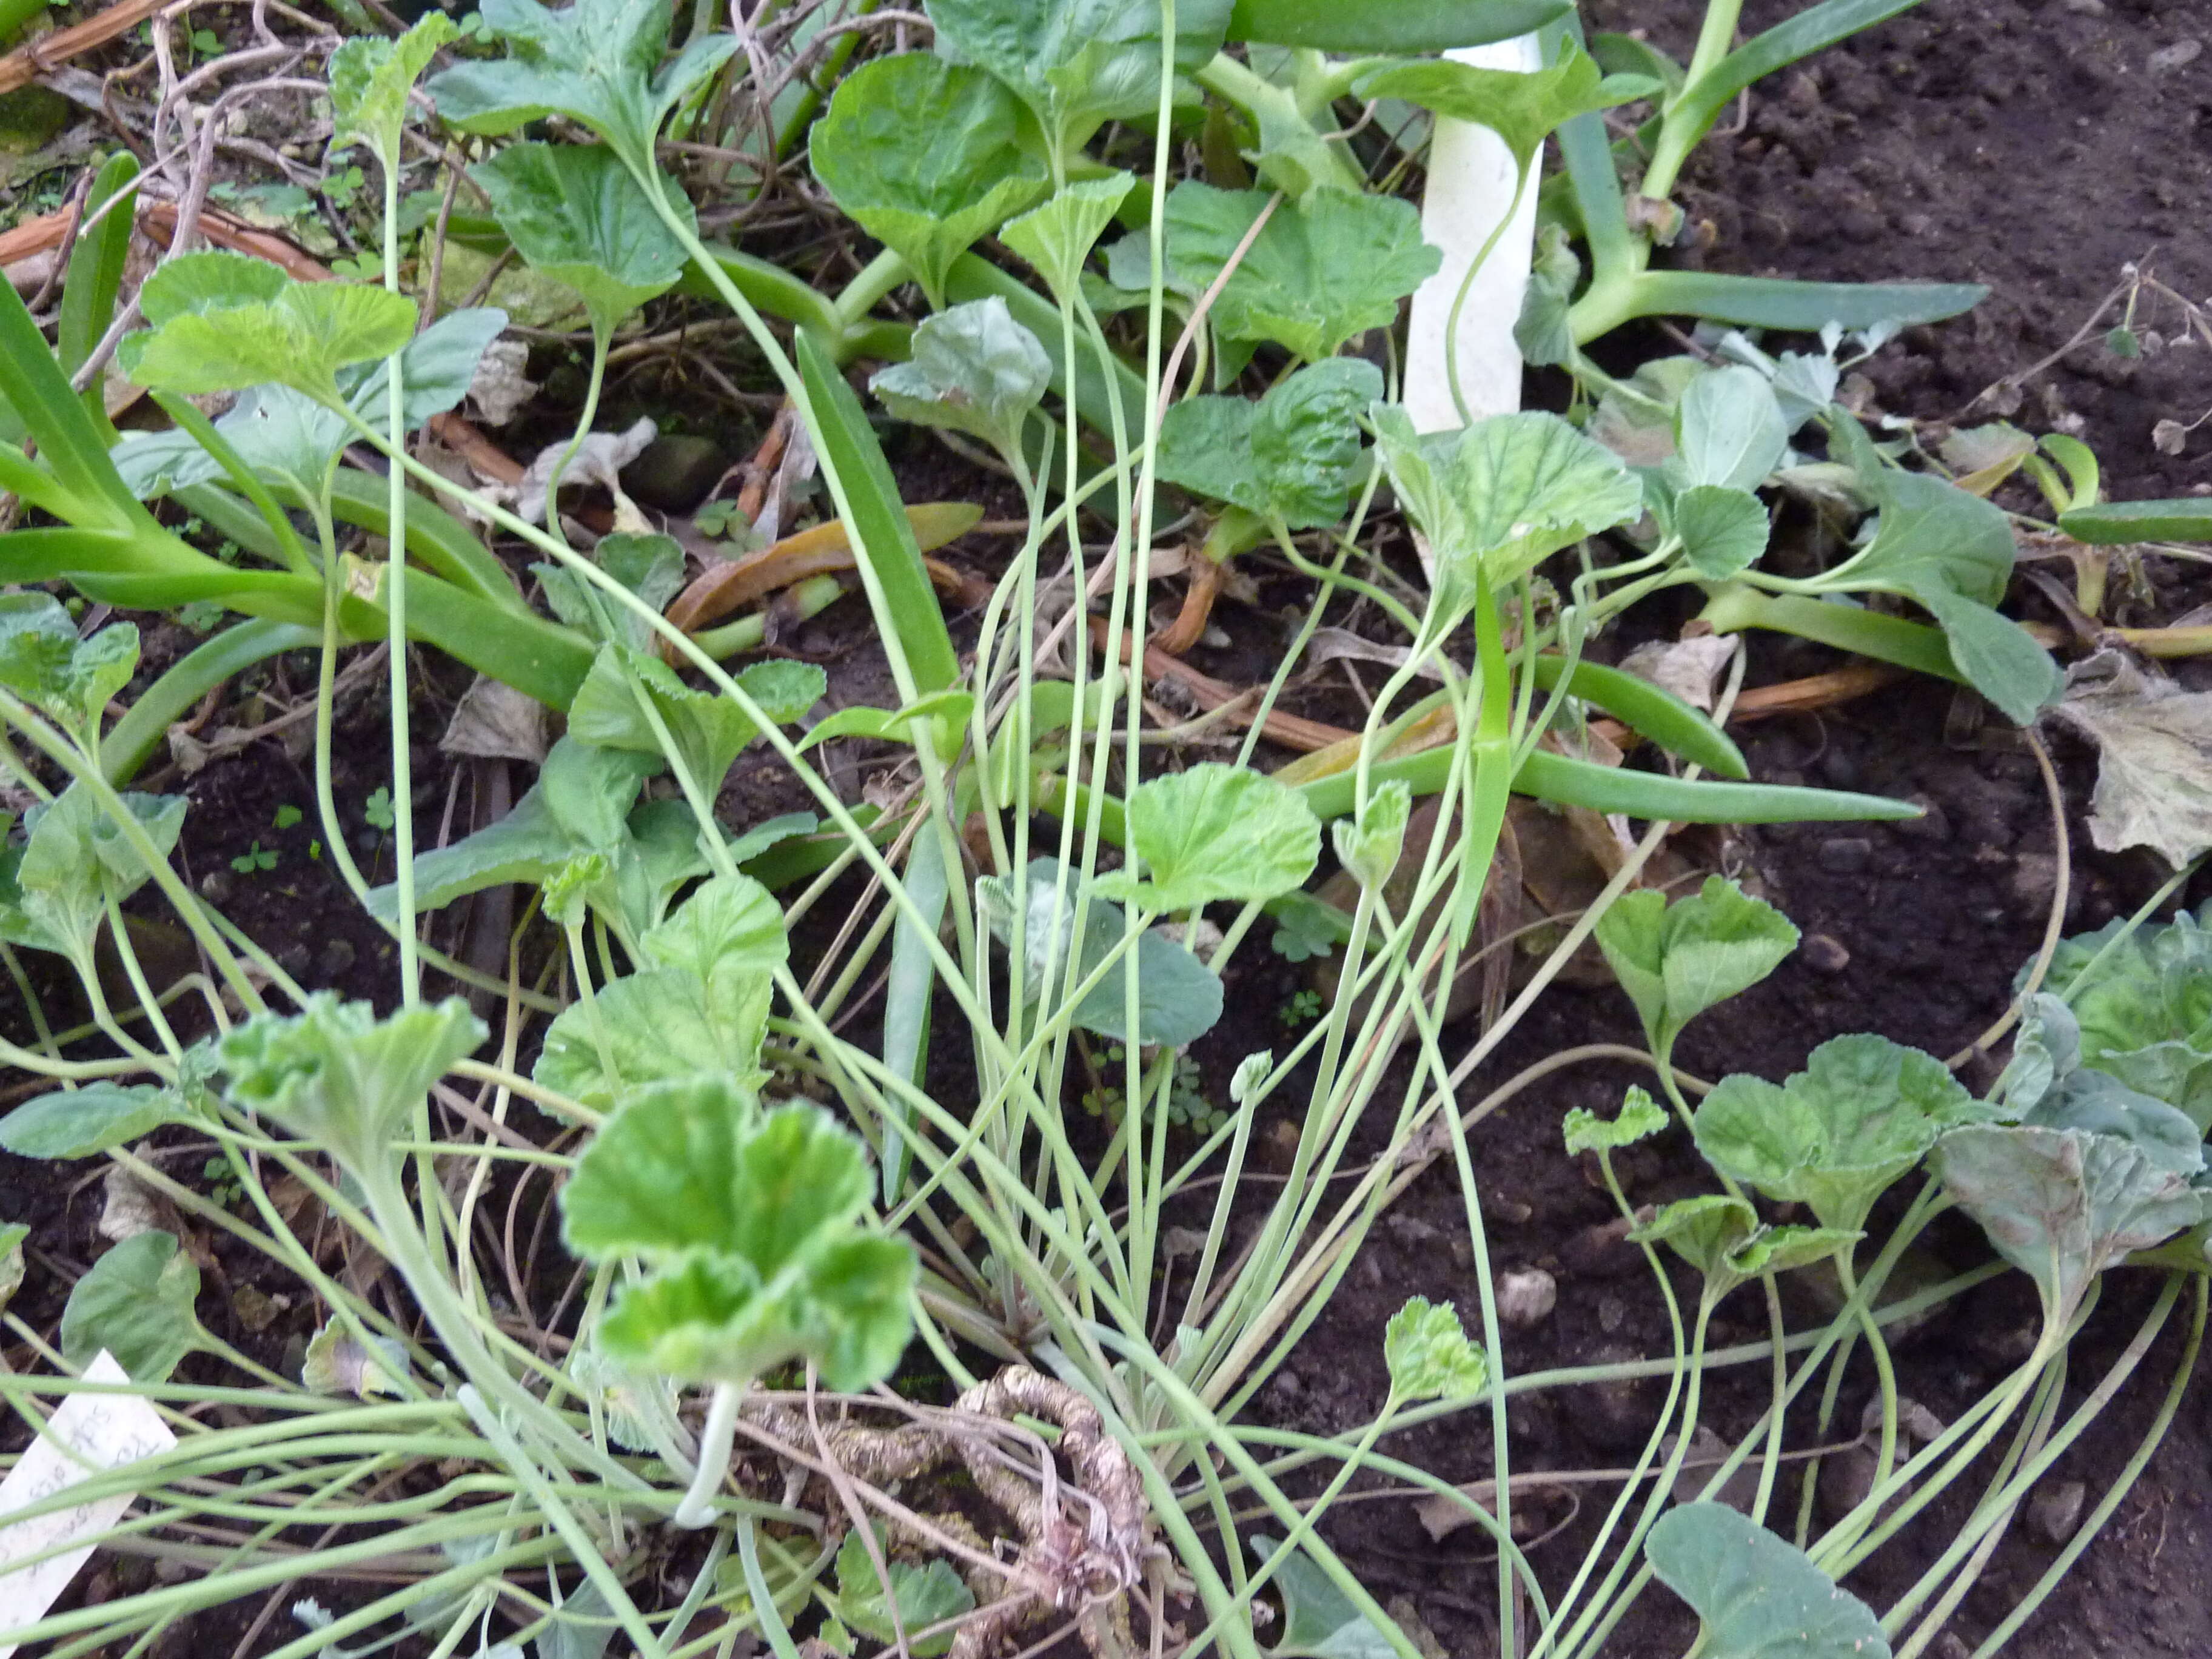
1161 182 1441 362
1631 1195 1760 1280
1675 365 1789 493
1098 763 1321 911
1646 1503 1889 1659
1694 1034 1984 1234
61 1230 202 1383
811 55 1048 309
534 966 773 1109
0 1082 177 1159
138 250 286 323
1674 484 1771 580
1594 876 1798 1051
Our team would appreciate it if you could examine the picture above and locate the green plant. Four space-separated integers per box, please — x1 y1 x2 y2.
5 1 2199 1655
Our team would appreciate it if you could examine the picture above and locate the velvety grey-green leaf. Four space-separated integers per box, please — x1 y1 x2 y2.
993 860 1224 1045
1912 585 2059 726
1646 1503 1889 1659
1161 182 1440 361
1630 1194 1760 1280
999 174 1136 303
1695 1033 1986 1232
1674 483 1770 580
1934 1124 2212 1326
1675 365 1789 492
221 995 486 1178
811 53 1047 308
471 142 692 336
1096 763 1321 911
928 0 1234 152
868 296 1051 458
2019 1067 2205 1179
534 965 772 1107
1382 1296 1489 1403
61 1230 203 1384
0 1083 177 1159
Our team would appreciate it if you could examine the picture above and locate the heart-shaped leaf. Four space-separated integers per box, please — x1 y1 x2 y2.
1593 875 1797 1052
472 142 692 340
999 174 1137 304
811 53 1048 309
1158 358 1382 529
61 1230 204 1384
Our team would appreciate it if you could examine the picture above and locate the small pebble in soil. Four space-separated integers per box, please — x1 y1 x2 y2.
317 938 357 978
2029 1479 2088 1546
198 870 233 903
1576 1347 1661 1450
1597 1293 1626 1335
1496 1267 1557 1329
1800 933 1851 974
1815 836 1873 875
2148 39 2203 74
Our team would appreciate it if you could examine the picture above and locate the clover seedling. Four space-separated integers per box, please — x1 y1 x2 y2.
560 1075 917 1526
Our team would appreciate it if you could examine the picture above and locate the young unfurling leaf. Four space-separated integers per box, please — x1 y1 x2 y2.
811 54 1048 309
1383 1296 1489 1404
1563 1085 1669 1157
870 298 1051 465
330 12 458 172
1593 876 1797 1053
1332 778 1410 892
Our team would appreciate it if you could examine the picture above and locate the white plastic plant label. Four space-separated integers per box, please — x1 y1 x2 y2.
1403 32 1546 437
0 1351 177 1657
